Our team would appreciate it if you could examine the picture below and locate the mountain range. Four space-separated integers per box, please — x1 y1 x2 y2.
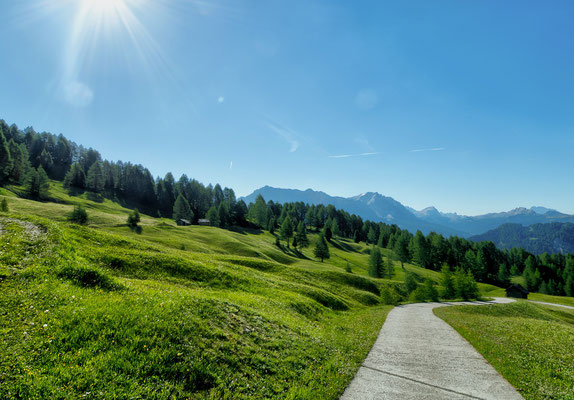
470 223 574 255
241 186 574 238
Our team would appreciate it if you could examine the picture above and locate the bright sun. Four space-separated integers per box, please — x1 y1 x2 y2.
82 0 126 14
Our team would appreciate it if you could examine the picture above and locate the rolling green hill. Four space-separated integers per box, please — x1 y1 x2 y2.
0 181 456 399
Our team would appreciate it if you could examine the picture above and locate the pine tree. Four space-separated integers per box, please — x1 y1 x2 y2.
295 221 310 248
440 264 456 299
86 161 105 193
248 194 268 228
405 273 418 294
8 140 28 184
25 166 50 199
217 203 229 227
0 130 13 184
424 280 439 302
63 163 86 189
565 274 574 297
412 230 430 269
313 234 330 262
173 194 194 224
497 263 509 284
386 254 395 279
368 247 385 278
267 217 276 234
331 219 339 237
280 216 294 248
206 206 220 227
393 232 411 268
367 227 377 245
323 225 333 242
454 268 479 300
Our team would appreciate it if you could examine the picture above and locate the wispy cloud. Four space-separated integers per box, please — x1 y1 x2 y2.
229 161 233 170
218 96 225 103
354 135 375 152
410 147 446 153
265 121 300 153
328 152 380 159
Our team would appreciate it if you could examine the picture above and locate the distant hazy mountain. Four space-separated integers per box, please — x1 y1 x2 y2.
470 223 574 255
413 206 574 237
241 186 461 235
241 186 574 237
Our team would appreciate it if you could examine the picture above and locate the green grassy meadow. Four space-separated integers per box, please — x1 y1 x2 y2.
0 184 405 399
435 302 574 400
3 182 574 398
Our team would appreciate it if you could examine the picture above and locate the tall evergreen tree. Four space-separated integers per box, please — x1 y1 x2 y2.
248 194 268 228
280 216 294 248
0 130 13 184
323 225 333 242
497 263 510 284
385 254 395 279
405 273 418 294
331 219 339 237
7 140 28 184
367 227 377 245
173 194 194 223
424 280 439 302
295 221 310 248
313 234 330 262
412 230 431 269
25 166 50 199
368 247 385 278
393 232 411 268
206 206 220 227
440 265 456 299
86 161 105 193
63 163 86 189
217 203 229 228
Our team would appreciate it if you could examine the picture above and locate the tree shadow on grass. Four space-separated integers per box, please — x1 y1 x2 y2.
229 225 264 236
330 238 359 253
86 191 104 203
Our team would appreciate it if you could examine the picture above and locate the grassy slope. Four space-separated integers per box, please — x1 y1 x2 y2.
435 302 574 400
0 185 403 399
2 182 540 398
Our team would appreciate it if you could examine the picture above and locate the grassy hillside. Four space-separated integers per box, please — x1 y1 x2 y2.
435 302 574 400
0 184 405 399
0 182 522 398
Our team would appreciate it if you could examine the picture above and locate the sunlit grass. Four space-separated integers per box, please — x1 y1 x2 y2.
435 301 574 400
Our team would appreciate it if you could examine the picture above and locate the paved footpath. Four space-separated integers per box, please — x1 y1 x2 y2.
341 298 523 400
528 300 574 310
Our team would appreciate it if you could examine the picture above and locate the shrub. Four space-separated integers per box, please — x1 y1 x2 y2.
454 268 479 300
404 272 418 294
0 198 8 212
409 286 427 302
127 209 141 231
67 205 88 224
424 279 439 302
381 287 400 305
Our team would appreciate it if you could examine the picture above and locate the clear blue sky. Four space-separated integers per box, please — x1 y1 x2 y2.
1 0 573 215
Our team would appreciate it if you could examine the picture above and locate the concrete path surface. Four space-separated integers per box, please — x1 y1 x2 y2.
528 300 574 310
340 298 523 400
